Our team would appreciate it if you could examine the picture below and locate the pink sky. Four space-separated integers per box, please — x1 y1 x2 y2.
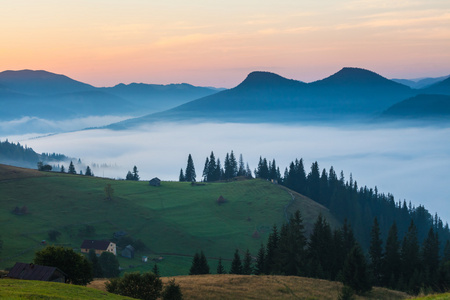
1 1 449 88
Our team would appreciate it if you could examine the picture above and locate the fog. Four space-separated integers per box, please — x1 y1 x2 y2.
0 115 132 136
8 122 450 223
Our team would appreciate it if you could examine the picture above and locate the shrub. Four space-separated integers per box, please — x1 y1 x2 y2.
162 279 183 300
106 272 162 300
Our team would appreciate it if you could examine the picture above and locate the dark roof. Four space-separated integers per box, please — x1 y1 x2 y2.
149 177 161 182
80 239 112 250
8 262 66 281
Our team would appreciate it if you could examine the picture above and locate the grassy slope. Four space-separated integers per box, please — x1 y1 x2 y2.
89 275 409 300
0 164 338 275
0 278 133 299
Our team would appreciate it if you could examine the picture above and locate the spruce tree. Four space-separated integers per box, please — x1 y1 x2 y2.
185 154 196 182
198 251 210 274
242 249 253 275
217 257 226 274
342 244 372 294
255 244 265 275
265 225 279 274
307 214 333 279
88 249 103 278
383 222 401 288
85 166 93 176
207 152 217 182
369 217 383 286
237 154 245 176
152 264 160 277
421 227 440 288
179 169 185 182
60 165 65 173
230 249 243 274
202 157 209 181
189 252 200 275
132 166 139 181
126 171 133 180
68 161 76 174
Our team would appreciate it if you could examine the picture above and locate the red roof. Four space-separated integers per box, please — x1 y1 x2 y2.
80 239 112 250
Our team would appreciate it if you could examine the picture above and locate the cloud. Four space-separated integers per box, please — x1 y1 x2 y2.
16 122 450 223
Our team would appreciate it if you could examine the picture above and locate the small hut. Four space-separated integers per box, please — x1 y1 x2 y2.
149 177 161 187
121 245 135 259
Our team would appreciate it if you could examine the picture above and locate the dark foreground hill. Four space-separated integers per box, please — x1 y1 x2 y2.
108 67 418 129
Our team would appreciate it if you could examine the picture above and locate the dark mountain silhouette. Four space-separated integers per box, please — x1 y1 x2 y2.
0 70 96 96
0 69 222 127
392 75 450 89
421 77 450 95
101 82 221 112
108 68 416 129
380 94 450 120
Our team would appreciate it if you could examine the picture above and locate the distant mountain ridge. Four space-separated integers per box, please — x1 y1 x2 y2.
0 70 222 133
111 67 441 129
392 75 450 89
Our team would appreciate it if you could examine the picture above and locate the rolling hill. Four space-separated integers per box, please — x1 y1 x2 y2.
392 75 450 89
380 94 450 121
0 164 338 276
107 67 417 129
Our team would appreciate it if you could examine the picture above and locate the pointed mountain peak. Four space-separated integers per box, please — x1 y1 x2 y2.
237 71 304 88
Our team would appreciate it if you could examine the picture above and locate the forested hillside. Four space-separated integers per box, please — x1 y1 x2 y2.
0 140 69 168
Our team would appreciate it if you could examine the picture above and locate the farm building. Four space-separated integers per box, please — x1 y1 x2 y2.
80 240 116 256
121 245 135 258
7 262 67 283
149 177 161 186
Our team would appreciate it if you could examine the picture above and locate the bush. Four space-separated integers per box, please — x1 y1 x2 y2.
162 279 183 300
47 230 61 241
106 272 162 300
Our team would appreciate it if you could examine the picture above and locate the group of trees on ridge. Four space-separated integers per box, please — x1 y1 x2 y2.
179 151 253 182
0 139 68 167
179 152 450 254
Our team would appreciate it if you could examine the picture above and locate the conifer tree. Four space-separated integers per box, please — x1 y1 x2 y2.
255 244 265 275
421 227 440 288
185 154 196 182
202 157 209 181
217 257 226 274
307 214 333 279
207 152 217 182
369 217 383 286
126 171 133 180
88 249 103 278
60 165 65 173
198 251 210 274
242 249 253 275
342 244 372 294
85 166 93 176
238 154 245 176
179 169 185 182
383 222 401 288
230 249 243 274
189 252 201 275
132 166 139 181
152 264 160 277
265 225 279 274
68 161 76 174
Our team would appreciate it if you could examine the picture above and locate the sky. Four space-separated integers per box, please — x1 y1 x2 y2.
1 0 450 88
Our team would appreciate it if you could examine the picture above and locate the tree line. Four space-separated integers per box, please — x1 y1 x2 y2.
0 139 68 167
189 211 450 295
179 151 253 182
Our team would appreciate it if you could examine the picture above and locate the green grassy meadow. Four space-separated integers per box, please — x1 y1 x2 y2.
0 164 338 276
0 278 134 299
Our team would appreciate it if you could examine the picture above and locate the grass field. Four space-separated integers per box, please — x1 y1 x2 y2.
0 278 134 299
89 274 410 300
0 164 339 275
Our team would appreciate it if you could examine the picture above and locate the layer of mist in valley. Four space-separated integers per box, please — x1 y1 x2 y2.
5 122 450 223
